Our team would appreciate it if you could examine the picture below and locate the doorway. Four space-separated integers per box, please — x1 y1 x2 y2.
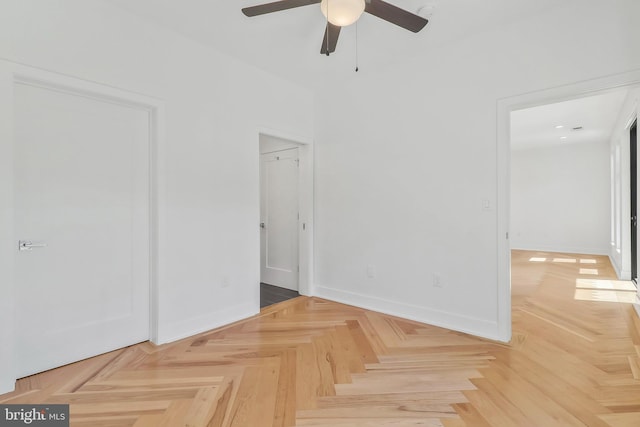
12 79 151 378
259 132 313 307
260 146 300 291
498 71 640 342
510 90 627 256
0 62 164 394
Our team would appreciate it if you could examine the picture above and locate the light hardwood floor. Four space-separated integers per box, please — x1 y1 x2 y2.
2 250 640 426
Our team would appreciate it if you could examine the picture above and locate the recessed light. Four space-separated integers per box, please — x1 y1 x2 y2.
555 125 564 129
417 4 437 18
560 136 568 140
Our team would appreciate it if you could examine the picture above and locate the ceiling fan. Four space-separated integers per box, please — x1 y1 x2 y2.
242 0 429 55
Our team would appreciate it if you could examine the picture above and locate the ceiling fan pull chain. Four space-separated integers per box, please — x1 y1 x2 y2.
355 21 359 72
326 0 330 56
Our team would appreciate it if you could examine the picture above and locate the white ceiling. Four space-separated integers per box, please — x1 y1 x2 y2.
510 89 631 151
106 0 563 89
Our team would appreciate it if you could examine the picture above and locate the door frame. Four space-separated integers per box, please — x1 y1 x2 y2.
0 60 166 394
632 119 639 283
257 130 314 297
497 69 640 343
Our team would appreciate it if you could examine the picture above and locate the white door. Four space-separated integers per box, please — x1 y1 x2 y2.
260 148 299 291
13 82 150 378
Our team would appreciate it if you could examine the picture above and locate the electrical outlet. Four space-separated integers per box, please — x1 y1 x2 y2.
366 264 376 279
221 276 230 288
433 273 443 288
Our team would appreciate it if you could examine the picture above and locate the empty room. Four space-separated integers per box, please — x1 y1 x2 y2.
1 0 639 426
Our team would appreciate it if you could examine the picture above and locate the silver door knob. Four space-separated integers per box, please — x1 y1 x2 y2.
19 240 47 251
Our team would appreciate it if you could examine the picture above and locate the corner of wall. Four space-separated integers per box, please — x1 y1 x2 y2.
314 285 504 342
156 301 259 345
0 380 15 395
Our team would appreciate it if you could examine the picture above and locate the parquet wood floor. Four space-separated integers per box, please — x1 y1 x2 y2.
2 250 640 426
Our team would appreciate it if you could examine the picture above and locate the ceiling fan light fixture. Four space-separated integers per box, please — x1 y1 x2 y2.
320 0 366 27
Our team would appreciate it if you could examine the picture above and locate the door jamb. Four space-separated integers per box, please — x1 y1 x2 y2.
631 119 638 283
0 60 165 393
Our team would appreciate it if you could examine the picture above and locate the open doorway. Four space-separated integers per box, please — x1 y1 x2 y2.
259 133 312 307
497 72 640 342
508 89 634 317
509 90 628 257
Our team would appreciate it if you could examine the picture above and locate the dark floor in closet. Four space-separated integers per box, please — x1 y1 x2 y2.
260 282 299 308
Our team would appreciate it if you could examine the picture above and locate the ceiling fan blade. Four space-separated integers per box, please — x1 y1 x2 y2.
320 23 341 55
364 0 428 33
242 0 321 17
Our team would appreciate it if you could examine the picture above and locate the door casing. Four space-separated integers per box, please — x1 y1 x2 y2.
13 80 151 377
632 119 638 283
497 70 640 343
0 60 165 394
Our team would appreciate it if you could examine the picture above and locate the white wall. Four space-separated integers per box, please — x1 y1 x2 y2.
0 0 313 392
313 0 640 340
510 142 611 254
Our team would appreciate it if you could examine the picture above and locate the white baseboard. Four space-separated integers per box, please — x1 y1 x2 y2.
609 253 622 279
314 285 503 342
0 379 14 395
156 302 258 344
608 255 633 280
510 244 609 256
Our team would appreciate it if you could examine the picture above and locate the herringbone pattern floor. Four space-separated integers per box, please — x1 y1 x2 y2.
1 250 640 426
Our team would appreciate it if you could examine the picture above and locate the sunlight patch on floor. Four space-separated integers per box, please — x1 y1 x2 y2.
574 289 637 303
553 258 577 263
528 257 601 265
579 268 599 275
576 279 637 291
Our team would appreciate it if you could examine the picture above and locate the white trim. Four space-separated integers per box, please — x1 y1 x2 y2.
0 62 16 395
509 245 611 256
633 114 640 283
610 256 622 277
609 253 623 279
497 69 640 346
621 269 632 280
257 128 315 297
625 106 638 131
0 59 166 393
150 97 167 345
496 92 512 343
620 122 632 281
256 126 313 146
315 286 501 341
